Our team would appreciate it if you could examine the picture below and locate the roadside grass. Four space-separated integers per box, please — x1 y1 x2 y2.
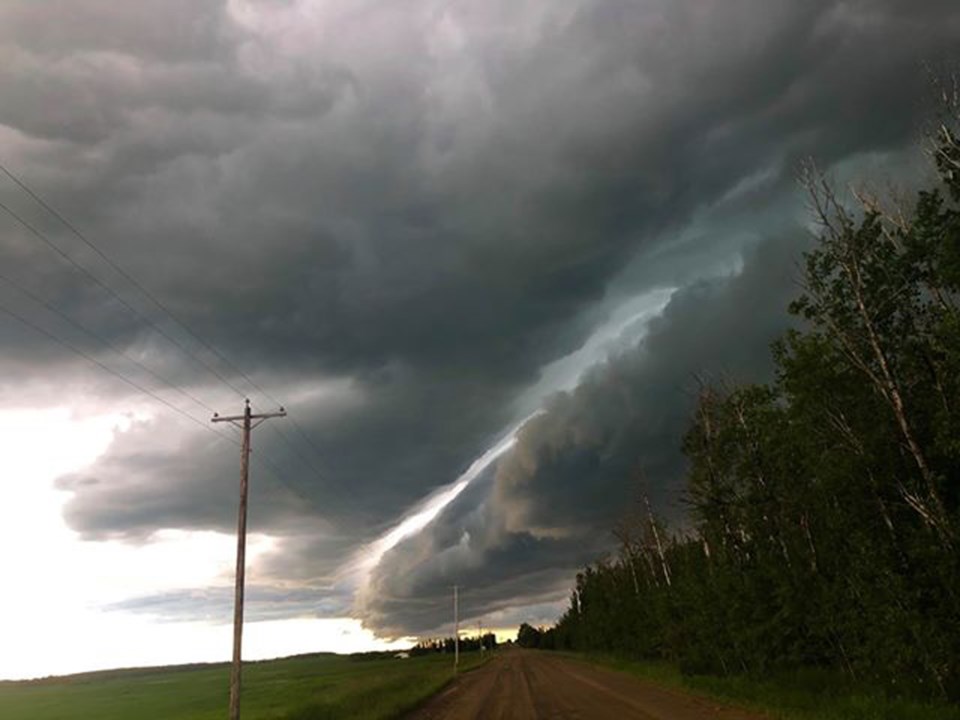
563 653 960 720
0 651 488 720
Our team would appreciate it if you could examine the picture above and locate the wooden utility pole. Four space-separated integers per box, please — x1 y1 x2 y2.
212 399 286 720
453 585 459 673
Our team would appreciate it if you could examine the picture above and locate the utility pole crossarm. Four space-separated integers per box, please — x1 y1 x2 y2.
212 409 286 423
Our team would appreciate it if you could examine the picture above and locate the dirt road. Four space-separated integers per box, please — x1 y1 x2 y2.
404 649 767 720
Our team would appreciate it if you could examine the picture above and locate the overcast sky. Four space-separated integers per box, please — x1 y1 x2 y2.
0 0 957 678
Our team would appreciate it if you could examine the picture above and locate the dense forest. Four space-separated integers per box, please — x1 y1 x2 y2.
530 116 960 700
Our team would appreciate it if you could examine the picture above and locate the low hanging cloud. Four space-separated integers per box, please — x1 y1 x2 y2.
0 0 957 633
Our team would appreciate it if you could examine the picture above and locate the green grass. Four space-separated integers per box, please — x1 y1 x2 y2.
562 652 960 720
0 652 487 720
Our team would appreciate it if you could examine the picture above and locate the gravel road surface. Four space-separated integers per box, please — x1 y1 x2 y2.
404 649 767 720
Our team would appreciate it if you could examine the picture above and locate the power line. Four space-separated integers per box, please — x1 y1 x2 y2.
0 161 338 492
1 292 314 509
0 196 250 400
0 282 307 504
1 161 285 407
0 296 238 449
265 425 329 495
0 169 367 675
0 163 347 511
0 272 217 415
285 416 339 476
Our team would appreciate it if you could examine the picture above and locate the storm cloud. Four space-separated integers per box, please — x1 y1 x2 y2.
1 0 957 635
358 228 803 633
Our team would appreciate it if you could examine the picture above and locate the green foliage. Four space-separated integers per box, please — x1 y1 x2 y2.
516 623 544 648
412 633 497 655
0 653 487 720
546 126 960 705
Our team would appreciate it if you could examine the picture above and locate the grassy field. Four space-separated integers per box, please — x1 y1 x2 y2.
566 653 960 720
0 652 485 720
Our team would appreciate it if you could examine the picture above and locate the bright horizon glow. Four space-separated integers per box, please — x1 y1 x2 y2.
2 613 413 681
0 407 410 681
0 289 676 681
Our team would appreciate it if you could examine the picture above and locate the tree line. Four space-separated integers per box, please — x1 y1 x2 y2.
541 115 960 700
410 633 498 656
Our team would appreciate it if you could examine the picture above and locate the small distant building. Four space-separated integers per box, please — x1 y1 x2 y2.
394 651 410 659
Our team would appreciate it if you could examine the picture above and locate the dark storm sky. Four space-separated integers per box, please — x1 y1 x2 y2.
1 0 957 635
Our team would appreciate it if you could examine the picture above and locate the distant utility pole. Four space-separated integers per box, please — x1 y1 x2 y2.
453 585 460 673
478 620 484 652
212 399 286 720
